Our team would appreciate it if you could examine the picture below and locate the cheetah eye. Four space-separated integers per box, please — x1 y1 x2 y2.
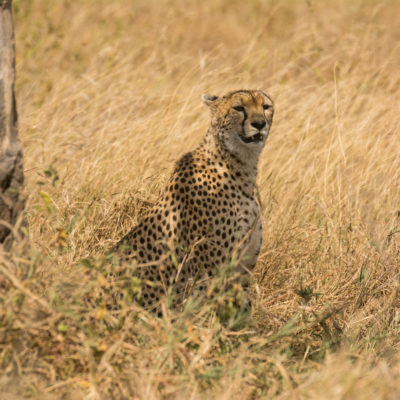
263 104 271 111
233 106 245 112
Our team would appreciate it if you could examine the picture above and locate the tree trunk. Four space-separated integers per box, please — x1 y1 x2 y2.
0 0 24 249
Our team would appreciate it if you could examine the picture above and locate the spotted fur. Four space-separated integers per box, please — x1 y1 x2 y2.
116 89 274 312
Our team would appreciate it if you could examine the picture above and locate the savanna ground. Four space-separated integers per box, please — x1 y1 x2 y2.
1 0 400 398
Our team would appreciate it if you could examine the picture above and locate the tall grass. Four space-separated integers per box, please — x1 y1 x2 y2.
1 0 400 398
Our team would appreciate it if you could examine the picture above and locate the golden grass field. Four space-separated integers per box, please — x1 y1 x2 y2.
1 0 400 398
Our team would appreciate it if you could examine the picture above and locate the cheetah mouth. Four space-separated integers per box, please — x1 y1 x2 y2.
239 132 265 144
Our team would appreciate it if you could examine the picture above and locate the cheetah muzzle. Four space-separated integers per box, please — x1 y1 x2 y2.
114 89 274 314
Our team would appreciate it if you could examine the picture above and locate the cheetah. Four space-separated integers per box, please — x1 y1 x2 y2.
115 89 274 313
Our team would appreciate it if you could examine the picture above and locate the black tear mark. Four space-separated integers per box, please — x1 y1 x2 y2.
241 107 247 133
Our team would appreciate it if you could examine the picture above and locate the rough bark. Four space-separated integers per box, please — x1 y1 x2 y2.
0 0 24 248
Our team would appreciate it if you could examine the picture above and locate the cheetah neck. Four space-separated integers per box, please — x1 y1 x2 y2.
200 129 260 193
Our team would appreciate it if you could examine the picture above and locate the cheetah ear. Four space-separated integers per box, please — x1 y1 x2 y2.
201 94 219 107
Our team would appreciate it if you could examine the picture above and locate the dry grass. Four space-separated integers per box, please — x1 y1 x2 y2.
1 0 400 398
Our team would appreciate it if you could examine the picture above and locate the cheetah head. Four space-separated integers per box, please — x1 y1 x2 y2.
202 90 274 159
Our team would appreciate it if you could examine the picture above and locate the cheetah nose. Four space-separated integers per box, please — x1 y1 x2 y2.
251 120 266 130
